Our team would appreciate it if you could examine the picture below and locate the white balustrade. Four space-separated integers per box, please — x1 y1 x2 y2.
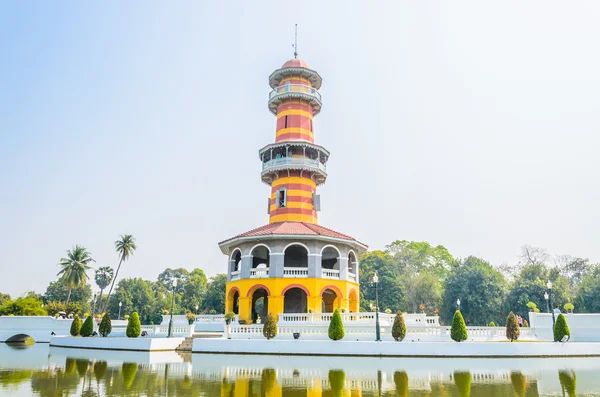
348 272 356 282
250 268 269 278
269 84 322 102
230 270 240 281
322 269 340 279
283 267 308 278
262 157 326 173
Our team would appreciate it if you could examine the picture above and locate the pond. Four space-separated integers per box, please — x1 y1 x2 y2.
0 343 599 396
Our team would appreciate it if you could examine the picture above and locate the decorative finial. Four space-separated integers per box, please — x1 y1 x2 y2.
293 24 298 59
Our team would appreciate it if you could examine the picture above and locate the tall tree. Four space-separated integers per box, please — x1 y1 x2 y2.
359 251 403 312
56 246 94 304
108 278 154 323
442 256 507 326
203 274 227 313
102 234 136 314
94 266 114 314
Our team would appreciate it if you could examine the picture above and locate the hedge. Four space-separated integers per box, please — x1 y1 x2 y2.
391 311 406 342
328 309 345 341
70 315 81 336
80 315 94 337
99 313 112 337
126 312 141 338
554 313 571 342
450 310 468 342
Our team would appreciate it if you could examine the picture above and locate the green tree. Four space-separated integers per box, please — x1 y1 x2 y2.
94 266 114 313
554 313 571 342
102 234 136 314
203 274 227 313
442 256 507 326
575 267 600 312
108 278 154 324
391 311 406 341
182 269 208 311
450 310 468 342
157 268 189 290
43 301 84 317
328 308 345 341
0 293 10 306
126 312 141 338
44 281 92 312
80 315 94 337
70 315 82 336
262 313 277 339
0 296 47 316
506 311 520 341
57 245 94 304
99 313 112 337
359 251 403 312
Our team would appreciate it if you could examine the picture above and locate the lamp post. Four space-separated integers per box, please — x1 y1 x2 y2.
91 293 97 317
168 279 178 338
118 301 122 320
547 280 555 340
373 272 381 342
456 298 461 311
544 291 550 313
195 304 199 317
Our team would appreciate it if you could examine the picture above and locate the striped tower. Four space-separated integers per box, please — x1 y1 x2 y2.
261 58 327 224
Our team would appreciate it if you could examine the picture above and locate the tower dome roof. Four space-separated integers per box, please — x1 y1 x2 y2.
281 58 309 69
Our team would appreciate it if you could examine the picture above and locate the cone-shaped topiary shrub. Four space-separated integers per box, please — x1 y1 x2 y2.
393 371 409 397
554 313 571 342
94 361 107 381
450 310 468 342
328 370 346 397
454 371 472 397
122 362 137 389
506 311 520 342
510 371 527 397
558 370 576 397
262 313 277 340
489 321 496 327
80 315 94 337
99 313 112 337
523 319 529 327
328 308 345 341
126 312 141 338
261 368 276 394
70 315 81 336
392 311 406 342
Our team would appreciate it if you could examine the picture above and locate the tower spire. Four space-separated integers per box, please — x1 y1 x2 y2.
293 24 298 59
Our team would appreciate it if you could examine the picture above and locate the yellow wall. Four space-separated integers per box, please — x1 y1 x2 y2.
226 278 360 323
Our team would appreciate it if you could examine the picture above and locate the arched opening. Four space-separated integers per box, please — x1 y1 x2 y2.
5 334 34 344
321 246 340 269
227 288 240 315
251 245 270 278
230 249 242 274
283 287 308 313
349 290 359 313
251 288 269 324
348 251 358 282
284 244 308 267
321 288 339 313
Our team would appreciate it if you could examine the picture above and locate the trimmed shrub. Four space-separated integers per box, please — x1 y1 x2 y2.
70 315 81 336
523 319 529 327
80 315 94 337
510 372 527 397
526 301 537 311
391 311 406 342
76 359 89 377
450 310 468 342
186 312 196 324
122 362 137 389
126 312 141 338
554 313 571 342
99 313 112 337
558 370 576 397
564 303 574 313
394 371 409 397
93 361 107 380
262 313 277 340
328 370 346 397
489 321 496 327
328 309 345 341
261 368 276 394
454 371 472 397
506 312 520 342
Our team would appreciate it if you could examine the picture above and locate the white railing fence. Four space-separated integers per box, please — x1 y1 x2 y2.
283 267 309 278
250 268 269 278
322 269 340 279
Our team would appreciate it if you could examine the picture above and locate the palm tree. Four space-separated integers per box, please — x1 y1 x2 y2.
57 246 94 304
101 234 136 314
94 266 114 314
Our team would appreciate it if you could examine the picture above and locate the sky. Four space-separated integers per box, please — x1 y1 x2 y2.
1 2 600 297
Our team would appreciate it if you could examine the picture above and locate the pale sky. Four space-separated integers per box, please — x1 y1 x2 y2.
1 2 599 296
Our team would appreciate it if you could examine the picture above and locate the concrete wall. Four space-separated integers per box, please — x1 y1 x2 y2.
49 336 185 351
529 312 600 341
193 338 600 357
0 316 73 342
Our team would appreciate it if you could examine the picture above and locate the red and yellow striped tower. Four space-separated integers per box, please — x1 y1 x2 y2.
261 58 326 224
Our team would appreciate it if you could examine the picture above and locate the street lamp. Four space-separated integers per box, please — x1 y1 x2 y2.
92 293 97 317
456 299 461 311
547 280 556 340
195 304 199 316
168 279 178 338
373 272 381 342
118 301 122 320
544 291 550 313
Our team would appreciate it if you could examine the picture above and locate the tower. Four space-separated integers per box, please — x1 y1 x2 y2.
219 54 367 323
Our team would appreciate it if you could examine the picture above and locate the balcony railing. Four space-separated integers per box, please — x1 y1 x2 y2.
250 268 269 278
269 84 321 102
230 270 240 281
348 272 356 282
322 269 340 279
283 267 308 278
262 157 326 173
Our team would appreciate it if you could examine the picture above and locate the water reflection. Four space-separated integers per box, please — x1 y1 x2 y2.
0 344 597 396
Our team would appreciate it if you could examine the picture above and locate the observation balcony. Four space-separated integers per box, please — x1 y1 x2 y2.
261 157 327 186
268 84 322 116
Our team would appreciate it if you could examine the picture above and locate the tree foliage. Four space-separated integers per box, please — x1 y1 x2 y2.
57 246 94 304
102 234 136 314
70 315 82 336
99 313 112 337
450 310 468 342
328 309 345 341
262 313 277 339
80 315 94 337
0 296 47 316
202 274 227 313
505 312 520 341
126 312 141 338
391 311 406 342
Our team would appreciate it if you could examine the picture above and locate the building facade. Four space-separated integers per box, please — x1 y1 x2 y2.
219 57 367 323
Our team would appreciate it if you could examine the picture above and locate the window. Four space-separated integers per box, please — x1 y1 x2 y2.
309 119 312 132
285 115 288 128
276 188 287 208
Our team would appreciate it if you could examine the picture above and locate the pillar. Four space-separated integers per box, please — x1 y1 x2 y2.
308 296 323 313
308 254 322 278
340 298 350 312
270 253 284 278
240 256 252 279
238 297 252 323
268 296 284 317
338 257 349 280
